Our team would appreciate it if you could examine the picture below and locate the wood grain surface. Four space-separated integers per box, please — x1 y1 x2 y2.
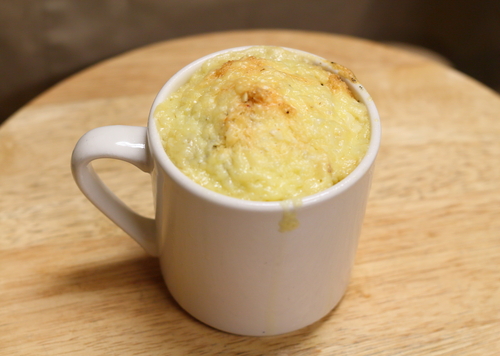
1 30 499 355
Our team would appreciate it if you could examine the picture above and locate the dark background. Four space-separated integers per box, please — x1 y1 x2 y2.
1 0 499 124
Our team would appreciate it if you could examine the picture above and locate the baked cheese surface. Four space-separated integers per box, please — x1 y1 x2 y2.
155 46 370 201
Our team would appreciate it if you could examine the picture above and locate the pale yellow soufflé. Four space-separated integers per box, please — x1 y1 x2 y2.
155 46 370 202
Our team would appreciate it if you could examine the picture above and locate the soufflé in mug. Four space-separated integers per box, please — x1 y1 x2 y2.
155 46 370 202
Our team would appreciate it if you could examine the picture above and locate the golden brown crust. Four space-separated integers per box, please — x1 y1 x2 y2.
243 87 295 114
212 56 266 79
327 73 354 98
156 46 370 201
222 85 296 147
213 60 234 78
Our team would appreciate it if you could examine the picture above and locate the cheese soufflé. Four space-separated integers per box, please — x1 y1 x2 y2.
155 46 370 201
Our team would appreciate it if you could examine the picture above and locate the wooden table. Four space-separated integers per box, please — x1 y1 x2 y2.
1 30 499 355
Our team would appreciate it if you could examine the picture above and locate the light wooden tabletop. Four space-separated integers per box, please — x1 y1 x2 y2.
1 30 499 355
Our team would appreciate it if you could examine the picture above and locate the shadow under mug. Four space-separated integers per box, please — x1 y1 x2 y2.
71 46 381 336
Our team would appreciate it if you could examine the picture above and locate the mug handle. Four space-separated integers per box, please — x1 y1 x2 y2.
71 125 158 257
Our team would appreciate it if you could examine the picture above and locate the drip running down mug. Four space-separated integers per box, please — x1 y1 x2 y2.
71 47 381 336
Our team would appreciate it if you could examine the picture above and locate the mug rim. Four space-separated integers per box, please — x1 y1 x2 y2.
147 46 381 212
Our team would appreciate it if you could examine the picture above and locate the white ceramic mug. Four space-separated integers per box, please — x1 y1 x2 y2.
71 47 381 336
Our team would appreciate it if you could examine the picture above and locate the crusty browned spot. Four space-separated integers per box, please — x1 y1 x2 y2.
245 87 270 105
327 73 354 98
212 56 266 79
213 60 234 78
242 87 296 115
221 86 296 147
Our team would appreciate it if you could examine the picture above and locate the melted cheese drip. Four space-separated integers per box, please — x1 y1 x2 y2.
155 46 370 201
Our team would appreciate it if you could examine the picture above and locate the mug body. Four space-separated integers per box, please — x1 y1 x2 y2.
146 47 380 336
